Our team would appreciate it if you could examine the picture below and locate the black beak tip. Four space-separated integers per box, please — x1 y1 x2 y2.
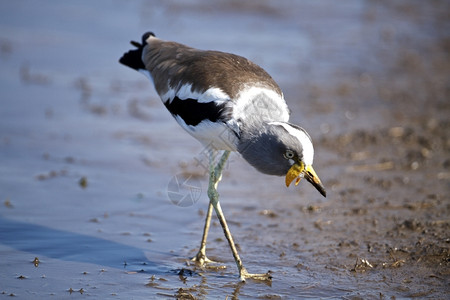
319 187 327 198
305 175 327 198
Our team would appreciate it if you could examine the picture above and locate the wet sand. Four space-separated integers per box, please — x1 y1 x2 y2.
0 0 449 299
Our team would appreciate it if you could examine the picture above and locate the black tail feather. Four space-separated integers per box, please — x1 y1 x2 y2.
119 31 155 71
119 47 145 71
130 40 141 48
142 31 155 44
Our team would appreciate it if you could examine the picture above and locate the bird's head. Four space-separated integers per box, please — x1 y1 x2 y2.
238 121 326 197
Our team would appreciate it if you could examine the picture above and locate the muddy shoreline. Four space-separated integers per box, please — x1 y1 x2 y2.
0 0 448 299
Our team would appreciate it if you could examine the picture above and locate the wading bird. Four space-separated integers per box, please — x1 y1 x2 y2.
120 32 326 282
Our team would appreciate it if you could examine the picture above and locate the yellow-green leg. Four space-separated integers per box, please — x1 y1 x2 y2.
191 201 214 265
193 150 272 282
191 150 227 265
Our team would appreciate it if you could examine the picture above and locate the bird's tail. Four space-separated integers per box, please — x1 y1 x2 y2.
119 31 155 71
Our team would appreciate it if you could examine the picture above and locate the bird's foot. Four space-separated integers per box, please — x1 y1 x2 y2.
190 251 214 265
239 267 272 282
190 252 226 270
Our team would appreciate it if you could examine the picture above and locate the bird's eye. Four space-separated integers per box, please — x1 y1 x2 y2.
284 150 295 159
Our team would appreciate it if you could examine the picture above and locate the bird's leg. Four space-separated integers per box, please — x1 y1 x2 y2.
191 201 215 265
208 150 272 282
191 150 226 266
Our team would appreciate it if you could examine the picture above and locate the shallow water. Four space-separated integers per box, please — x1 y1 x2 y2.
1 1 449 299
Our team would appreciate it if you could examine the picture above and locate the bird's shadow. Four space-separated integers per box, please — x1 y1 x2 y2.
0 216 170 274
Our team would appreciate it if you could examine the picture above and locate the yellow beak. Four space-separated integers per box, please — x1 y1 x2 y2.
285 163 326 197
285 161 305 187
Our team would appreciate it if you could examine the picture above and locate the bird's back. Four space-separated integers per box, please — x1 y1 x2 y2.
121 34 290 150
143 37 282 100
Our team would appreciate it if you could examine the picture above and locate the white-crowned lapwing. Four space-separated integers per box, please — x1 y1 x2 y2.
120 32 326 282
